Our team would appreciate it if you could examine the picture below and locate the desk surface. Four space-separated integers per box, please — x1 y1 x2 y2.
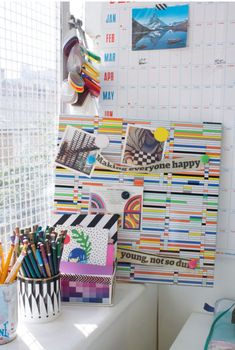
2 283 147 350
170 312 213 350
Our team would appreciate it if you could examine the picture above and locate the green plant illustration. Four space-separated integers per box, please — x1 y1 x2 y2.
71 229 92 260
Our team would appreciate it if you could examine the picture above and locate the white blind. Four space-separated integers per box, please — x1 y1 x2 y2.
0 2 60 245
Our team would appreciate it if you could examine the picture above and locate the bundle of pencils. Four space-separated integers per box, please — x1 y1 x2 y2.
0 228 27 284
16 225 67 279
0 225 67 282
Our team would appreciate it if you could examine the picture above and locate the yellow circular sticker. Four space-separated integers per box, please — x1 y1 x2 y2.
154 127 169 142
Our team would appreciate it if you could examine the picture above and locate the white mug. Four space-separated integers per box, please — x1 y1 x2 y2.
0 281 18 344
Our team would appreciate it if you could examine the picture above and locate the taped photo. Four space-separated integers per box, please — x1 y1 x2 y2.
122 125 165 166
55 126 98 176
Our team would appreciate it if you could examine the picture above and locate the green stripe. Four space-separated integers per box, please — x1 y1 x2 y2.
100 125 122 129
144 198 166 203
117 267 131 271
59 123 94 128
55 193 73 197
170 200 187 204
174 130 203 134
204 129 221 133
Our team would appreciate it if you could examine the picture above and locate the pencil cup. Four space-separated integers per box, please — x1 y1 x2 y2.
0 281 18 345
18 274 61 323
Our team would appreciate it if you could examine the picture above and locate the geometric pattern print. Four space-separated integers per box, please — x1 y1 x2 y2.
51 213 120 243
61 273 112 285
18 275 61 321
123 195 142 230
133 150 160 166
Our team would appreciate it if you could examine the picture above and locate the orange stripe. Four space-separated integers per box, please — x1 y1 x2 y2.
123 120 151 125
98 129 122 134
206 146 220 150
56 208 78 212
82 182 103 187
135 271 173 276
171 211 202 215
102 117 123 121
144 218 165 222
60 117 95 122
168 244 200 249
140 238 161 242
173 123 202 127
171 219 190 223
139 246 161 250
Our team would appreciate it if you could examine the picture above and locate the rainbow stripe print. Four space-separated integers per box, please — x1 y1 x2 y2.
54 116 222 287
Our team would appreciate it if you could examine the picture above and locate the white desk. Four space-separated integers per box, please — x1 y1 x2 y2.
170 312 213 350
2 282 157 350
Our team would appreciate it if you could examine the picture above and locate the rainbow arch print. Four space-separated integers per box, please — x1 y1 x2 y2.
90 193 106 214
124 195 142 213
123 195 142 230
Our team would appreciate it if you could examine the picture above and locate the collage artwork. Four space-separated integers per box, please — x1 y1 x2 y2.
54 115 222 287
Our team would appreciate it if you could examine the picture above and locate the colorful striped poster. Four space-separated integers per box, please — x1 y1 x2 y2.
54 115 222 286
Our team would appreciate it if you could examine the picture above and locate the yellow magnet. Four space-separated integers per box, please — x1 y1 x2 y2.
154 127 169 142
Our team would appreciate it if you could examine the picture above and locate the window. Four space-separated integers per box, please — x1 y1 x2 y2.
70 0 85 24
0 2 60 244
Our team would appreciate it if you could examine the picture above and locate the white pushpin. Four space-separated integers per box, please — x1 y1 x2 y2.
95 135 109 149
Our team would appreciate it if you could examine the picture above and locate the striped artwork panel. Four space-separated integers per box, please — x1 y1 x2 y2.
51 213 120 242
54 116 222 286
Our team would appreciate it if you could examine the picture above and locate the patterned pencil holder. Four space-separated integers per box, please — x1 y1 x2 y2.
0 281 18 345
18 274 61 323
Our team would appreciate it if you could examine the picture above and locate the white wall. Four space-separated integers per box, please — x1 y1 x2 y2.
83 3 235 349
158 256 235 350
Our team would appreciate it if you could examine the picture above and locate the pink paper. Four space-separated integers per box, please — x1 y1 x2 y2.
60 261 113 276
106 244 115 265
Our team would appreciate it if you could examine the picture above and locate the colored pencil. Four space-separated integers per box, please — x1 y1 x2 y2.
45 239 55 276
0 243 14 284
0 242 4 273
2 224 67 281
51 241 57 275
5 249 27 283
27 246 41 278
35 249 47 278
24 254 37 279
39 243 51 277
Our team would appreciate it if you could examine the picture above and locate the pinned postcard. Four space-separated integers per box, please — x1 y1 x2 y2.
55 126 98 176
122 125 165 166
132 5 189 51
87 185 143 230
57 226 109 266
